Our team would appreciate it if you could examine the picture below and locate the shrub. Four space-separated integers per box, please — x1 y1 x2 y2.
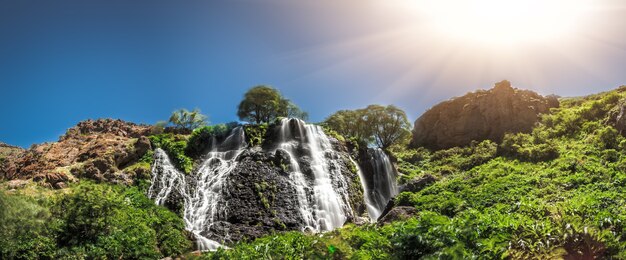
149 134 193 173
53 183 191 258
244 123 268 147
500 133 559 162
0 191 57 259
186 123 238 157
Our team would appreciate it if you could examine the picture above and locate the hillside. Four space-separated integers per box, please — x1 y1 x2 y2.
204 86 626 259
0 142 23 162
2 85 626 259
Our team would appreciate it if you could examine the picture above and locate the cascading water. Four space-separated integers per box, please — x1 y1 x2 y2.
276 118 353 232
149 120 391 250
356 148 399 220
349 157 380 221
149 127 246 251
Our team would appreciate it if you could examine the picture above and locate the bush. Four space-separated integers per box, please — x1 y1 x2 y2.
149 134 193 173
0 191 57 259
186 123 238 157
500 133 559 162
244 123 268 147
53 183 191 259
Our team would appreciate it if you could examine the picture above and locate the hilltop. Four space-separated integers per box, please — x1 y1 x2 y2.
412 80 559 150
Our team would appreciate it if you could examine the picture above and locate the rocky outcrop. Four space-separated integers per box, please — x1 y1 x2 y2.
399 174 436 193
199 150 306 243
0 142 23 160
616 101 626 136
412 80 559 150
377 206 417 225
1 119 153 188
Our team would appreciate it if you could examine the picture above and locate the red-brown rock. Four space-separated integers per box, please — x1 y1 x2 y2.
411 81 559 150
1 119 152 188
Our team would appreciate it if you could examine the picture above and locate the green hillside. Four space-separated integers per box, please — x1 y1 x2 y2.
2 86 626 259
203 87 626 259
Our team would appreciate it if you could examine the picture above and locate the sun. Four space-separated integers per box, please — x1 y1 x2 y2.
407 0 592 47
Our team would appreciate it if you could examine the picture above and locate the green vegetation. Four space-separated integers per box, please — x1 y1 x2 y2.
149 134 193 174
0 182 191 259
324 104 411 149
4 84 626 259
204 87 626 259
168 108 208 130
237 85 308 124
185 123 238 157
244 123 269 147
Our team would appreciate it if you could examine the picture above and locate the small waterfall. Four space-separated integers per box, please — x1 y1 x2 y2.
349 157 380 221
149 127 246 251
276 118 353 232
357 148 399 220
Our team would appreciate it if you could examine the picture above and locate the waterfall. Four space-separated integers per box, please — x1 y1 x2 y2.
355 148 398 220
148 127 246 251
148 120 372 250
276 118 353 232
349 157 380 221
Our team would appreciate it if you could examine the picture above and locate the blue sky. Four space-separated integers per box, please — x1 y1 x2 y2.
2 0 626 147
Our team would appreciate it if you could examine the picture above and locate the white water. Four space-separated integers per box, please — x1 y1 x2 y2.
276 118 353 232
149 127 246 251
362 148 398 220
349 157 381 221
148 121 388 250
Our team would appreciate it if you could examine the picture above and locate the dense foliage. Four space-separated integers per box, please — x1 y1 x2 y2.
149 133 194 174
237 85 308 124
0 182 191 259
204 87 626 259
324 104 411 149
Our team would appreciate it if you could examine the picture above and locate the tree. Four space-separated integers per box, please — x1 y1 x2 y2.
366 105 412 149
168 108 208 130
324 109 371 143
237 85 308 124
280 99 309 121
324 105 412 149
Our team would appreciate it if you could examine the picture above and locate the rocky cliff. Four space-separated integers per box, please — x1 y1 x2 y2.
0 119 153 188
412 80 559 150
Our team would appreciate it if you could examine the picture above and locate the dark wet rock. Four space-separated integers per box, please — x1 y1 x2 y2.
376 198 396 223
377 206 418 225
399 174 436 193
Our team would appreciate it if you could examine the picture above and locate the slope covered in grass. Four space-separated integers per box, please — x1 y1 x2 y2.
203 87 626 259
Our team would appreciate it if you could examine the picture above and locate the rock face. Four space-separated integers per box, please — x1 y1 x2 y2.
412 81 559 150
1 119 153 188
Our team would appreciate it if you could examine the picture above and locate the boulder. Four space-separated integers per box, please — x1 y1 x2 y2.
377 206 418 225
399 174 436 193
411 80 559 150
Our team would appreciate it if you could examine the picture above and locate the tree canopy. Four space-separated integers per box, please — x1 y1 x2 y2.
324 105 411 149
168 108 208 130
237 85 308 124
